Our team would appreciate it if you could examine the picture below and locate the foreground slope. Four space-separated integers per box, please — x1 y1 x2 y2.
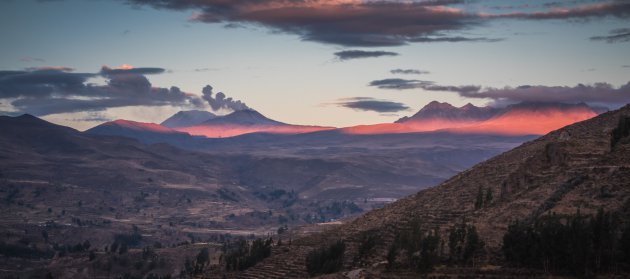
236 104 630 278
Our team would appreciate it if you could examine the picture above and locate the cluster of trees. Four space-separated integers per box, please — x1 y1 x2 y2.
474 186 493 210
305 240 346 276
503 209 630 276
254 189 298 208
387 218 484 272
448 223 484 266
182 248 210 277
611 116 630 148
53 240 91 257
109 227 143 254
304 201 363 223
0 241 54 259
223 237 273 271
355 230 379 264
217 188 239 202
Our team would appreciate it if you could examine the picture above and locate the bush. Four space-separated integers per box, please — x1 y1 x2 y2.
387 219 442 272
0 242 54 259
112 229 143 249
356 230 379 262
306 240 345 276
611 116 630 148
223 237 273 271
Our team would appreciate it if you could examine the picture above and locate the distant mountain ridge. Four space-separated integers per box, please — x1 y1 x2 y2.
199 109 285 126
396 101 499 123
86 119 195 144
160 110 216 128
174 109 334 138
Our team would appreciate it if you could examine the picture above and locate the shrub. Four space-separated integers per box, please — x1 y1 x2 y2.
306 240 345 276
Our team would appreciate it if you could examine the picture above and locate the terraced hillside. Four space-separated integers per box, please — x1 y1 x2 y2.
233 104 630 278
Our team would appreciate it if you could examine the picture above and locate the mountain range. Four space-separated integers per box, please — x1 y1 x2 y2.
340 101 598 136
87 101 602 142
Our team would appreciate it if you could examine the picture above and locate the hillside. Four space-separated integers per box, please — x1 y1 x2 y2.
233 104 630 278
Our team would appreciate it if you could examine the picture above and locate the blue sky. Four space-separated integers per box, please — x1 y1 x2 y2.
0 0 629 130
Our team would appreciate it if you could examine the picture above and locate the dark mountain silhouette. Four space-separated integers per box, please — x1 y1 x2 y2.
85 119 196 145
396 101 499 123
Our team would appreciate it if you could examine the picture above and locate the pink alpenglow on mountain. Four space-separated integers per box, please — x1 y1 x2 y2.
341 102 599 136
174 109 334 138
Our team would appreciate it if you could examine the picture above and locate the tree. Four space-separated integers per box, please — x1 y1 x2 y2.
448 223 466 262
463 225 483 267
474 186 484 209
119 243 128 254
449 223 484 266
223 237 273 271
611 116 630 147
485 187 493 205
305 240 345 276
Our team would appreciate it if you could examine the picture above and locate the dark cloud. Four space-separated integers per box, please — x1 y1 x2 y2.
590 28 630 43
369 77 630 108
491 2 630 20
25 66 74 72
335 97 409 113
194 68 220 72
201 85 249 112
458 82 630 108
623 65 630 68
19 56 45 63
334 50 399 61
390 69 430 75
118 0 630 47
409 36 503 43
420 84 482 94
0 67 205 116
69 112 112 122
125 0 484 47
368 78 481 93
0 69 96 99
369 78 430 90
100 65 166 75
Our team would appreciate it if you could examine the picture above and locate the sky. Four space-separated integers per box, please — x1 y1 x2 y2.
0 0 629 130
